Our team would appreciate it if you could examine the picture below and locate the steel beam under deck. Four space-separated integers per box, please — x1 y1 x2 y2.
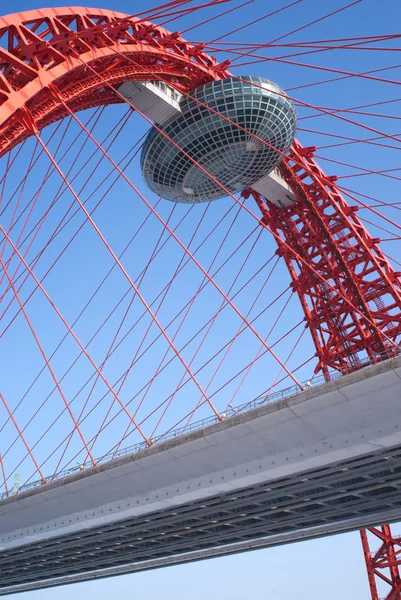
2 356 401 594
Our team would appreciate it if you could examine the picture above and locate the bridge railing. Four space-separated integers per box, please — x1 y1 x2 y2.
1 347 398 501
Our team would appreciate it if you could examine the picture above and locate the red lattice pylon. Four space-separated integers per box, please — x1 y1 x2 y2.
248 139 401 379
361 526 401 600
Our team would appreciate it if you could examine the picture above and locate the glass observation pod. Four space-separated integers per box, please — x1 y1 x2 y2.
120 76 297 206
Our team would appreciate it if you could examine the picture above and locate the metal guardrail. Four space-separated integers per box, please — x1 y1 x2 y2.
1 348 398 501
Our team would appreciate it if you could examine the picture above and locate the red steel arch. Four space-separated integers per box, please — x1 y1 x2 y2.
0 7 230 157
0 6 401 599
0 8 399 377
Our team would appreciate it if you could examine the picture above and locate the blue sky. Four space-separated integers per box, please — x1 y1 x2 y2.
1 0 401 598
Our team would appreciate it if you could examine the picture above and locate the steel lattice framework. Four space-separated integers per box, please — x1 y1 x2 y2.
361 527 401 600
0 4 400 598
0 7 230 157
251 140 401 376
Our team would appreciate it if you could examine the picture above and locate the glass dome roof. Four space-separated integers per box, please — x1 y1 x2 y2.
141 76 296 203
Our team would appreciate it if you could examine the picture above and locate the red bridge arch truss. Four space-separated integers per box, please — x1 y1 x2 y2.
0 6 400 598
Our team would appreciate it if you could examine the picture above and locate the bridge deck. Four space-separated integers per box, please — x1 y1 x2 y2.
1 356 401 594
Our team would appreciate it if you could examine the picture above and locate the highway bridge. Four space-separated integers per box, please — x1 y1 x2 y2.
1 355 401 595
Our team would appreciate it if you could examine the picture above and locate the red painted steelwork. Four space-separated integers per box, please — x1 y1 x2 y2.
0 7 230 157
361 526 401 600
251 140 401 378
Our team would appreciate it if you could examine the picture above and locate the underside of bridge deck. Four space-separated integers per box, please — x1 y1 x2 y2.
1 441 401 595
2 356 401 594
